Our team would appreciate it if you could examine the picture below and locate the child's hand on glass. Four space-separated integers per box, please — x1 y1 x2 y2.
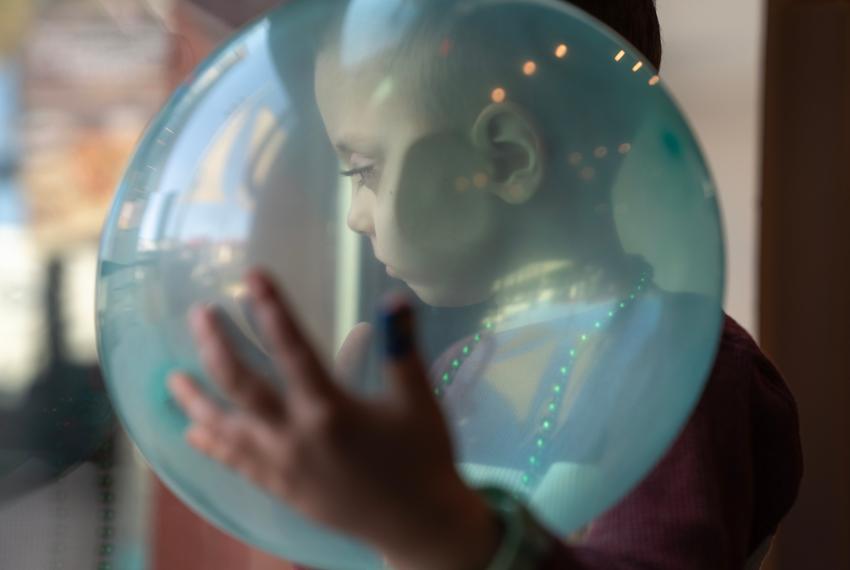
167 269 500 570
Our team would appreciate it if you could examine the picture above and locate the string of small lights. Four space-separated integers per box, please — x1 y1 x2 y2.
432 273 648 488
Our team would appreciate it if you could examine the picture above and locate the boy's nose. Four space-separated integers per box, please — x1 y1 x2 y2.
346 190 376 237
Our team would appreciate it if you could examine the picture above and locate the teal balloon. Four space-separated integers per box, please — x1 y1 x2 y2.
96 1 725 568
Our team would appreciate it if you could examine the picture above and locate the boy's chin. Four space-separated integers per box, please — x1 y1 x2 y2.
406 282 489 308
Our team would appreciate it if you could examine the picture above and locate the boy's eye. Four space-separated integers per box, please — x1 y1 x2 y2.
341 164 378 190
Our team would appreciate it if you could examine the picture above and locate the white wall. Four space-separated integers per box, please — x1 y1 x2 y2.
655 0 765 334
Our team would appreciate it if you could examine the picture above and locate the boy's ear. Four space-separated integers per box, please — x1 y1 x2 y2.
471 103 543 205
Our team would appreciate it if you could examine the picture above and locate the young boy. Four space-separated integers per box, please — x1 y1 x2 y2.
168 1 802 568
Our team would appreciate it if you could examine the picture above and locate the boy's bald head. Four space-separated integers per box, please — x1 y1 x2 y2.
311 0 664 277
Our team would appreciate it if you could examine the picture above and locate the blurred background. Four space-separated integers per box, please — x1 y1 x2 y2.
0 0 846 568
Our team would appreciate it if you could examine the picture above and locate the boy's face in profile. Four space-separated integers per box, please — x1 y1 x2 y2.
315 49 516 308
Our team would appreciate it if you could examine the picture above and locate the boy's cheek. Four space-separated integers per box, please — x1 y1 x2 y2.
394 133 494 250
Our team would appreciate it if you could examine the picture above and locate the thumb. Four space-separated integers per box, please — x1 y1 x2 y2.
380 295 433 406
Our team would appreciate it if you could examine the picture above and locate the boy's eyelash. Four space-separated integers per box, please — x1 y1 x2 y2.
340 165 374 177
341 164 378 190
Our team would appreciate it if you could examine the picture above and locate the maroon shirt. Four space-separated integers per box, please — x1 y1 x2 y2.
541 315 803 569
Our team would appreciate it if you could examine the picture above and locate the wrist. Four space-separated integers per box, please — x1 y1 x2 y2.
375 476 502 570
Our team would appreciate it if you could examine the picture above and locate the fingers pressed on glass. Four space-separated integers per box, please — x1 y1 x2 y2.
246 269 337 401
188 425 240 468
207 416 296 501
185 424 216 455
199 415 268 474
190 304 286 422
168 373 224 426
180 398 291 493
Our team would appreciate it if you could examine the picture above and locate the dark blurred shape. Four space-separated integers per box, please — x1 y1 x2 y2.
760 2 850 569
0 257 114 504
568 0 662 69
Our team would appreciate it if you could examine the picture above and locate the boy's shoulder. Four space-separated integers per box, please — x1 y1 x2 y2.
717 315 778 367
577 312 803 567
702 313 803 548
710 314 799 415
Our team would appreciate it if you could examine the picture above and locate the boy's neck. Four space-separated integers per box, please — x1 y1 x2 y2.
488 255 646 310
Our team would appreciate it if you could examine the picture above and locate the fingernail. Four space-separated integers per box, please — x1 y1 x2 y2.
382 303 414 360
